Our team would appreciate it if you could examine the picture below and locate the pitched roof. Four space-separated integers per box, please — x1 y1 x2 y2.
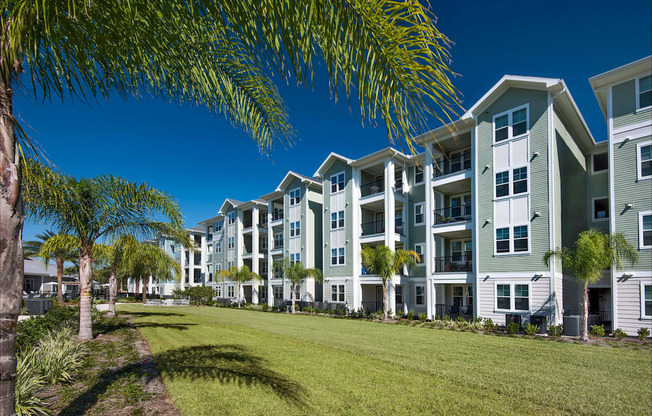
313 152 354 178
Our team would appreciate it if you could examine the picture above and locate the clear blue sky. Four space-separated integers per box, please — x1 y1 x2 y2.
20 0 651 242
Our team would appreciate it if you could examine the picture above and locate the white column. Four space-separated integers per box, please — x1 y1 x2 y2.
425 148 435 319
267 202 274 306
384 159 396 315
236 210 244 268
201 235 207 286
252 206 260 304
352 167 362 310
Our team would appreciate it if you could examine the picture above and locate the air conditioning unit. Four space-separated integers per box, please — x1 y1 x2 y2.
505 313 522 328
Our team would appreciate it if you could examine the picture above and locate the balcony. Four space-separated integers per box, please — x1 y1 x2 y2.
360 181 384 198
243 219 253 229
272 240 283 251
271 210 284 222
434 254 473 273
360 220 404 236
433 152 471 178
434 204 472 225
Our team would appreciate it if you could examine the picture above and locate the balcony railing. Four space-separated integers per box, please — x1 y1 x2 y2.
434 254 473 273
434 204 472 225
242 245 252 255
360 181 384 197
433 152 471 178
273 240 283 250
361 220 404 236
395 178 403 193
271 210 284 221
435 304 473 318
243 219 253 229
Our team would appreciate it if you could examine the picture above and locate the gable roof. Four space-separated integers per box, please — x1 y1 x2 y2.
218 198 244 214
277 171 322 191
313 152 354 178
349 147 412 168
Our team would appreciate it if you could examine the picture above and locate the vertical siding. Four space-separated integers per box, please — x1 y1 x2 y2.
616 278 652 335
322 160 354 278
407 165 426 277
612 80 650 130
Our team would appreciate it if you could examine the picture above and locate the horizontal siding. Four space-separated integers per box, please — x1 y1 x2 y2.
616 277 652 335
322 160 354 278
477 276 552 325
612 80 650 130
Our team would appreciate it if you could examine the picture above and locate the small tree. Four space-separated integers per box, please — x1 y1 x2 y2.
275 258 322 313
544 229 638 342
219 266 260 308
361 245 419 321
24 231 77 304
124 240 181 304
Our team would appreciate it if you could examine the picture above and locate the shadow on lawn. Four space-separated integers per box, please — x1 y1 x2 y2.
123 311 185 317
58 344 307 415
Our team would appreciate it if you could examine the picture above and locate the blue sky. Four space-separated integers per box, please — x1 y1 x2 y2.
19 0 651 242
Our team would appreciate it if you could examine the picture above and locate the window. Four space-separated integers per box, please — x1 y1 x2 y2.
496 283 529 311
215 220 223 232
273 232 283 249
227 237 235 249
227 212 236 225
293 283 301 300
414 203 424 225
414 244 424 264
638 142 651 180
415 285 425 305
331 284 345 302
260 261 268 275
289 188 301 206
273 285 283 300
216 286 222 297
216 242 222 253
331 247 345 265
216 263 222 273
638 75 652 110
331 173 345 193
642 283 652 318
640 212 652 249
513 226 528 252
395 285 403 304
227 285 235 298
290 253 300 265
593 197 609 221
290 221 301 237
331 210 345 229
592 153 608 173
414 166 424 185
495 171 509 197
496 228 510 253
494 106 528 143
512 167 527 194
453 286 464 307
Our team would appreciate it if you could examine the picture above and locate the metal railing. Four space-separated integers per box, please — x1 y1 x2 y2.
435 304 473 318
434 254 473 273
361 220 404 236
273 240 283 250
434 204 472 225
243 219 253 229
360 181 384 197
271 210 284 221
433 151 471 178
395 178 403 193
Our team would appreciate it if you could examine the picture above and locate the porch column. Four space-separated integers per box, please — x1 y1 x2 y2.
252 206 260 304
425 149 434 319
352 167 362 310
384 158 396 315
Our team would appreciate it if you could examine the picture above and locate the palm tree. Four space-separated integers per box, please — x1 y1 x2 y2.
219 266 261 308
23 230 77 303
123 240 181 305
2 2 460 412
361 245 419 321
23 160 185 341
94 236 138 317
544 229 638 342
275 258 323 313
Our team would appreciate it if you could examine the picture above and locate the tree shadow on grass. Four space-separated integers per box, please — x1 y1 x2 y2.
57 344 308 415
132 322 197 331
123 311 185 317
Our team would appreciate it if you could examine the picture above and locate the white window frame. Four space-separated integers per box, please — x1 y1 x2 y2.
216 285 222 297
216 242 222 253
216 263 222 273
636 140 652 181
494 224 530 256
395 285 403 304
215 220 223 232
494 282 531 313
414 203 425 226
330 171 345 194
227 212 236 225
492 104 529 144
639 211 652 250
331 284 345 303
415 285 425 305
641 282 652 319
290 221 301 238
592 196 609 222
414 166 424 186
636 74 652 112
414 243 424 265
331 210 345 230
227 285 235 298
591 152 609 175
331 246 345 266
289 188 301 206
493 165 530 200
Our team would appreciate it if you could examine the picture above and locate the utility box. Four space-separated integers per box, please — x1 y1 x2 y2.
505 314 522 328
530 315 547 334
563 315 581 337
26 299 51 316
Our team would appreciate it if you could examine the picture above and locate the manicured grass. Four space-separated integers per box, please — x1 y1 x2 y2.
120 305 651 416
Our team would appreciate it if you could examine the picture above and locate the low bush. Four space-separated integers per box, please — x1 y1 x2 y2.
406 310 415 321
524 323 539 336
15 349 48 416
442 315 452 322
612 328 627 341
590 324 605 338
35 327 87 384
395 310 404 320
418 313 427 322
548 325 563 338
483 318 498 332
455 316 466 323
172 286 215 305
638 327 650 341
506 322 520 335
16 302 79 352
261 303 269 312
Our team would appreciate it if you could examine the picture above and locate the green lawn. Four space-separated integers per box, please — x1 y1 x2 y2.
119 305 651 415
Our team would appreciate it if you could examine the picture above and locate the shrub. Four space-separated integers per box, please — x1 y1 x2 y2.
395 310 404 319
548 325 563 338
372 310 383 320
442 315 452 322
406 310 415 320
455 316 466 323
261 303 269 311
506 322 520 335
387 309 393 318
16 304 80 352
35 327 87 384
612 328 627 341
483 318 498 332
418 313 427 322
172 286 215 305
15 349 48 416
524 323 539 336
590 324 605 338
638 327 650 340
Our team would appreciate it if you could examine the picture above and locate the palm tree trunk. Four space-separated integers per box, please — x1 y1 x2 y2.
291 283 296 313
107 266 117 317
0 79 22 416
237 283 242 308
581 283 589 342
56 258 64 304
78 251 94 340
382 279 388 321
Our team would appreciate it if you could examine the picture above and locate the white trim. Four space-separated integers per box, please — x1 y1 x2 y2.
641 282 652 320
592 196 610 222
330 171 346 195
636 73 652 112
414 243 425 265
289 187 301 206
612 123 652 143
639 211 652 250
330 283 346 303
415 284 425 305
414 165 424 186
492 104 530 144
330 246 345 266
608 83 619 330
414 202 425 226
493 281 532 313
591 152 609 175
636 140 652 181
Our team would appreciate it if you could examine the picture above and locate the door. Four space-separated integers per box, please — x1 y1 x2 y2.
375 212 384 234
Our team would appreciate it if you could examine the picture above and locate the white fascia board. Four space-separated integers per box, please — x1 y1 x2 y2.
313 152 355 178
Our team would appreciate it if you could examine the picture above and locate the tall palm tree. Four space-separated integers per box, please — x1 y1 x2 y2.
1 2 460 412
275 258 323 313
219 265 261 308
23 230 77 303
23 159 185 341
544 229 638 342
123 240 181 305
94 236 136 317
361 245 419 321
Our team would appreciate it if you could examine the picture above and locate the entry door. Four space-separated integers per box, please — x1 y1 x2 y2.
375 286 384 312
375 212 384 233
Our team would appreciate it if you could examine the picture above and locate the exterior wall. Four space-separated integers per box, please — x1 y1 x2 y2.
407 165 426 279
477 276 553 325
612 80 650 130
586 152 609 234
615 278 652 335
322 160 354 278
